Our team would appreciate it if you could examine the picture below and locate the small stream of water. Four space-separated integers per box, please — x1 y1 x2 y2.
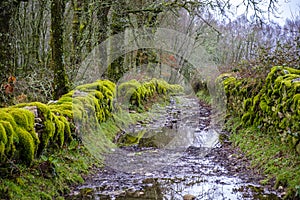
67 95 281 200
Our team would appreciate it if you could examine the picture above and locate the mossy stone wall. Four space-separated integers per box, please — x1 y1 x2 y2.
118 78 183 109
0 79 183 165
218 66 300 153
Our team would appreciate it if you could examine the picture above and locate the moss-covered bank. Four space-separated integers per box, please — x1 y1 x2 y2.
225 118 300 199
0 78 183 199
218 66 300 153
216 66 300 199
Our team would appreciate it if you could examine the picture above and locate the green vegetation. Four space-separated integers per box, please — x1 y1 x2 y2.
1 0 299 198
226 118 300 199
216 66 300 199
0 78 182 199
118 78 183 111
0 140 101 199
196 90 211 104
218 66 300 153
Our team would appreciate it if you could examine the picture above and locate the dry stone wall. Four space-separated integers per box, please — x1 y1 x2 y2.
218 66 300 153
0 79 183 165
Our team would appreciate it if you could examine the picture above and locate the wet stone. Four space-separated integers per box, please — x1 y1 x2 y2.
67 95 282 200
183 194 196 200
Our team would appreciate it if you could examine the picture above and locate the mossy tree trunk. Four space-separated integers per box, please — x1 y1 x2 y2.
0 0 27 83
96 0 111 44
70 0 82 81
105 0 162 82
51 0 69 100
106 4 128 82
0 3 12 83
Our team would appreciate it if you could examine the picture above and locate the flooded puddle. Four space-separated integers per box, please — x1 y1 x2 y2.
67 95 281 200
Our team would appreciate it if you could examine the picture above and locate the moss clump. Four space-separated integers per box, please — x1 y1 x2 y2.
0 112 18 162
244 67 300 149
117 78 183 110
0 78 183 167
5 108 39 153
52 114 65 148
218 66 300 153
49 103 73 119
14 102 56 156
0 123 7 161
16 127 36 165
118 79 141 107
0 110 36 165
58 115 72 143
0 121 15 159
73 80 116 127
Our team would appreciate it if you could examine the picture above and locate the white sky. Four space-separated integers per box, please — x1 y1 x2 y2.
230 0 300 25
276 0 300 22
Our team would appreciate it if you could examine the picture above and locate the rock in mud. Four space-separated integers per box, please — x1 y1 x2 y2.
183 194 196 200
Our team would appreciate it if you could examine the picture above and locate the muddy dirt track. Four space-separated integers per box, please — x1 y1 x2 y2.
67 95 282 200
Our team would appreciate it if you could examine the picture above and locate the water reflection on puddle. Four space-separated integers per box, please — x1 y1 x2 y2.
67 96 281 200
69 157 280 200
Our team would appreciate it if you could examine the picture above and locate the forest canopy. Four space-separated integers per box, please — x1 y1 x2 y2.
0 0 299 106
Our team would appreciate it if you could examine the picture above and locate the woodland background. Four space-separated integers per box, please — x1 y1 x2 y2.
0 0 299 106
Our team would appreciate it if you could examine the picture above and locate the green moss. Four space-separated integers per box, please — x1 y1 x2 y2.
56 96 73 104
0 78 186 198
259 99 270 113
0 123 7 161
0 141 102 199
0 123 7 146
0 141 5 162
76 82 102 91
49 103 73 118
222 77 236 93
5 108 39 150
217 65 300 155
284 67 300 75
0 110 37 164
15 102 52 121
117 78 182 111
75 80 116 99
101 80 116 95
12 103 55 155
218 65 300 197
229 118 300 199
52 114 65 148
241 112 253 126
118 80 141 104
16 127 35 165
0 121 15 158
58 115 72 143
0 111 19 156
243 98 252 111
0 110 18 129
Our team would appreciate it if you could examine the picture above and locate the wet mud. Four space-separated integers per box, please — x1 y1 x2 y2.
67 95 282 200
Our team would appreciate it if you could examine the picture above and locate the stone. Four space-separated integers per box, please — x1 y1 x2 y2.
183 194 196 200
23 106 38 117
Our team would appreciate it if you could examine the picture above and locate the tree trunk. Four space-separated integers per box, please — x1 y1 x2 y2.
51 0 69 100
96 0 111 44
106 5 127 82
0 1 23 83
70 0 82 81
